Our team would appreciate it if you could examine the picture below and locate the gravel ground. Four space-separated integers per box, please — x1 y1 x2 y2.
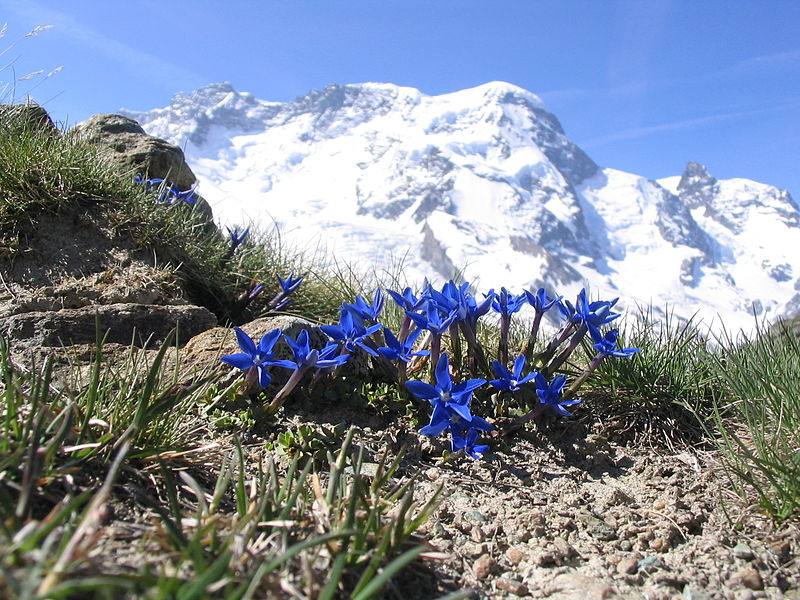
394 423 799 600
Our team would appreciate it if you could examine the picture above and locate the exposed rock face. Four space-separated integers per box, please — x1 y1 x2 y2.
73 114 197 190
677 161 719 209
2 303 216 348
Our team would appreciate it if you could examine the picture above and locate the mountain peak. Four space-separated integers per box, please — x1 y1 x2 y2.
443 81 546 110
682 160 712 180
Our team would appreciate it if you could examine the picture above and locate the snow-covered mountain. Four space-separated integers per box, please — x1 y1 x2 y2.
122 81 800 331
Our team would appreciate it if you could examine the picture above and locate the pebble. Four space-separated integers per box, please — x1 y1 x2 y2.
470 525 485 543
495 577 528 596
770 539 791 564
425 467 440 481
734 542 755 561
651 536 670 553
554 574 614 599
553 536 577 561
638 555 664 573
735 566 764 591
465 510 487 524
617 557 639 575
506 546 525 565
474 554 495 580
463 542 487 557
682 586 712 600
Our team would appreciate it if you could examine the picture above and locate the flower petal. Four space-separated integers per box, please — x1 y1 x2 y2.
221 352 254 370
257 365 272 389
448 401 473 422
234 327 257 355
434 354 451 392
404 380 439 400
258 329 282 353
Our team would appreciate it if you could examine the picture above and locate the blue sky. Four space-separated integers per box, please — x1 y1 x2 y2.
2 0 799 197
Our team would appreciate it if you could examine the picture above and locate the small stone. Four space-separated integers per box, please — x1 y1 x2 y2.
581 513 617 541
638 555 664 573
734 542 755 561
770 539 791 564
470 525 485 543
425 467 440 481
463 542 486 557
474 554 495 580
653 498 667 510
736 566 764 591
506 546 525 565
496 577 528 596
653 572 688 589
651 537 669 553
619 540 633 551
532 550 557 567
682 585 712 600
465 510 487 523
554 574 614 599
553 536 577 562
617 557 639 575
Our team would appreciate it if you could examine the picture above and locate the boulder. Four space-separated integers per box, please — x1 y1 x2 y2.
73 114 195 189
1 303 216 349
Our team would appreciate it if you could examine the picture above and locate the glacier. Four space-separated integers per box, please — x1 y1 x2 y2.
121 81 800 332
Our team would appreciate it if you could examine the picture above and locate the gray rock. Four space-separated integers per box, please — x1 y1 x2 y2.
73 114 193 187
495 577 528 596
638 555 664 573
733 542 755 561
682 585 712 600
579 512 617 541
465 510 488 524
2 303 216 348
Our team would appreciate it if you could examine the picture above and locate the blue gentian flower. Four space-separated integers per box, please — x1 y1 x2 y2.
405 354 488 435
491 287 527 317
227 226 250 252
451 427 490 460
248 283 265 300
592 329 639 358
524 288 561 314
277 273 303 295
534 373 581 417
173 186 198 206
558 288 620 339
283 329 350 370
386 286 426 312
378 327 429 363
407 302 458 336
220 328 296 388
320 311 381 356
489 354 538 392
464 289 494 328
344 289 384 323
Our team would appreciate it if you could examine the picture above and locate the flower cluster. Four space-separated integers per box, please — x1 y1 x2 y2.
133 175 198 206
221 278 640 461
